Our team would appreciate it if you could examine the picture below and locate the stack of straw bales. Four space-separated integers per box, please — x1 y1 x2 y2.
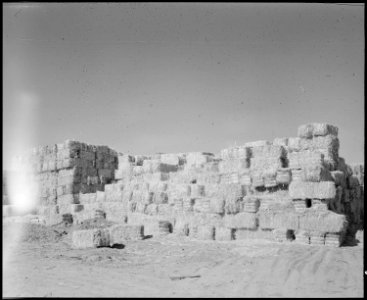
7 122 362 247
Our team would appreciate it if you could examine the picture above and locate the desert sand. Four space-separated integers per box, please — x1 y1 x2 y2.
3 221 364 298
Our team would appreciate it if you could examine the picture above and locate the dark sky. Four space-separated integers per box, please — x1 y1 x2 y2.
3 3 364 168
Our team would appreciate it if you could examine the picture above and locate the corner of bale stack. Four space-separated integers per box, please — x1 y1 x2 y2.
72 228 110 249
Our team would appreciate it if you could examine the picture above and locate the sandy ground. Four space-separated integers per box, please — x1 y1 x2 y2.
3 222 364 298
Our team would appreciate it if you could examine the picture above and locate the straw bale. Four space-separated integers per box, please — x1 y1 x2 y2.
195 225 215 240
72 229 110 249
45 213 63 226
157 203 174 216
135 202 146 214
313 182 336 199
234 228 269 240
223 184 244 214
202 161 221 173
152 192 169 204
182 197 195 212
173 219 189 236
289 181 336 199
109 224 144 243
223 213 258 230
324 232 344 247
294 230 310 244
273 137 289 146
297 124 314 139
251 172 264 188
186 152 214 166
251 145 286 158
70 204 84 213
303 165 333 182
190 184 205 197
244 140 270 148
287 137 301 152
96 191 106 202
57 194 80 205
259 211 299 230
276 168 292 184
79 192 97 204
242 197 260 213
155 220 171 235
215 227 234 241
149 181 168 193
101 202 128 222
288 151 324 169
145 203 158 215
117 154 135 164
160 153 180 166
193 197 211 213
210 197 225 214
313 123 338 136
299 210 347 233
250 157 283 170
292 199 309 213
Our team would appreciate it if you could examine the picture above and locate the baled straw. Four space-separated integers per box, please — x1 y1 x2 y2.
298 210 347 233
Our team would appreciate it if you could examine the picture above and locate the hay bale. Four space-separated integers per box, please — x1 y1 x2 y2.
289 181 312 199
287 137 301 152
299 211 347 233
297 124 314 139
235 228 272 240
101 202 128 222
244 140 270 148
109 224 144 243
312 123 338 137
250 157 283 170
324 232 344 247
239 172 252 186
182 197 195 212
153 192 169 204
190 184 205 197
294 230 310 244
196 225 215 240
251 145 286 158
288 151 324 169
96 191 106 202
223 213 258 230
311 199 328 211
72 229 110 249
303 165 333 182
289 181 336 199
223 184 244 214
70 204 84 213
57 194 80 205
242 196 260 213
272 228 295 242
215 227 234 241
209 197 225 214
309 231 326 245
276 168 292 185
313 182 336 199
186 152 214 166
273 137 288 147
158 220 172 235
259 211 299 230
251 172 264 188
174 219 189 236
193 198 211 213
